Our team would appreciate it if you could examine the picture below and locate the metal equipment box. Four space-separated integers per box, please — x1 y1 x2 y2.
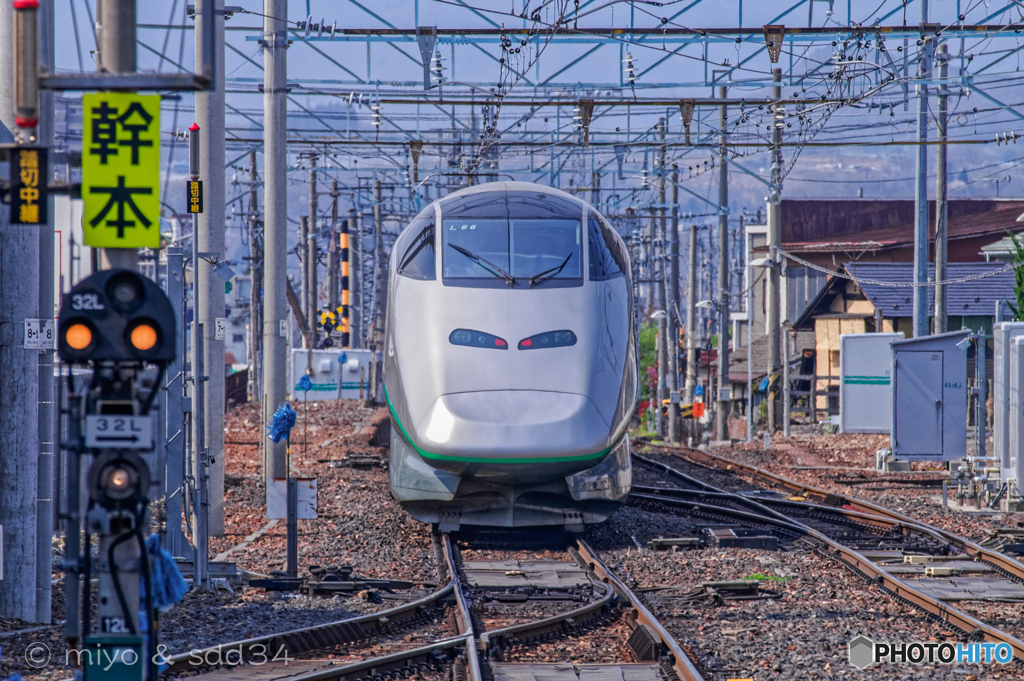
702 527 778 550
994 323 1024 480
290 348 373 402
1010 337 1024 494
839 332 904 433
891 331 969 462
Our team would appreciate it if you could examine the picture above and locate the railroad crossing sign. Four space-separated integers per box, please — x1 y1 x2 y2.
82 93 161 249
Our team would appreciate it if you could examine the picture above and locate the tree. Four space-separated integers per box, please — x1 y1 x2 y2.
1006 232 1024 322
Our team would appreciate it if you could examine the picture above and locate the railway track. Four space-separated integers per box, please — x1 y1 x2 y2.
168 531 707 681
631 447 1024 665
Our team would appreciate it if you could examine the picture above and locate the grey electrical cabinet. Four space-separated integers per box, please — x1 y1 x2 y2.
891 331 969 462
994 323 1024 479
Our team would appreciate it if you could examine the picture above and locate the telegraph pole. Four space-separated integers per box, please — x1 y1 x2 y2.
934 43 949 335
667 168 681 443
913 0 932 338
195 0 226 537
0 0 41 623
716 86 730 443
767 67 783 433
263 0 288 480
656 120 668 431
328 180 339 311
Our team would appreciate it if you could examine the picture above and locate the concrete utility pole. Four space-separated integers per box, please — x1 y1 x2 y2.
684 222 698 408
248 151 262 402
0 0 40 623
263 0 288 480
96 0 137 271
307 161 319 344
913 0 932 338
716 86 730 443
667 168 681 443
35 0 55 624
766 67 783 433
656 120 668 430
328 181 339 311
195 0 226 537
934 43 949 335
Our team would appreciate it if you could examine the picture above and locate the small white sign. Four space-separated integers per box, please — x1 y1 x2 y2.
214 317 227 341
267 478 318 519
84 415 153 450
23 319 55 350
280 319 288 337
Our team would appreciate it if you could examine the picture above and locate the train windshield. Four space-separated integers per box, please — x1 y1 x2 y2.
442 219 582 289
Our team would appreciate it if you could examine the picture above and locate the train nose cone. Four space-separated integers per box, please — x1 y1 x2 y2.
417 390 611 463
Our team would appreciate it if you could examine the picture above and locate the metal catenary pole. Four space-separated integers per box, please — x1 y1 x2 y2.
164 248 187 559
351 213 362 348
299 214 309 350
248 150 262 403
370 179 385 400
263 0 288 481
308 160 318 346
913 0 932 338
683 221 698 413
935 43 949 335
766 67 783 433
0 0 41 623
195 0 226 537
716 86 730 443
656 120 668 434
667 167 681 443
328 180 339 311
189 124 210 592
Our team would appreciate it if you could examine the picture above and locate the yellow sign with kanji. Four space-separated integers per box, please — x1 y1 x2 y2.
82 93 161 248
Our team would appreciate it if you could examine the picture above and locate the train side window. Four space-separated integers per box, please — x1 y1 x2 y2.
397 212 436 280
588 214 626 281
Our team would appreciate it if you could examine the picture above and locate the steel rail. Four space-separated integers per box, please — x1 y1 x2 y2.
478 578 615 653
673 444 1024 582
631 448 1024 660
241 535 480 681
163 579 456 676
629 491 1024 660
574 539 707 681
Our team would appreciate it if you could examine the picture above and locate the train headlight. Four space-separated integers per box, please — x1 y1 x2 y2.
449 328 508 350
518 330 577 350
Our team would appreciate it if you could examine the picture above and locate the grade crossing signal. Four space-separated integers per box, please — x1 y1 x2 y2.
58 269 176 364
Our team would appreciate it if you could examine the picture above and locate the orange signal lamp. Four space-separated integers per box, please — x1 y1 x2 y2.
65 323 93 350
130 323 158 351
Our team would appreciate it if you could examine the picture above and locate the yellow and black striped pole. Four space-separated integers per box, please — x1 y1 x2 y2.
340 217 350 347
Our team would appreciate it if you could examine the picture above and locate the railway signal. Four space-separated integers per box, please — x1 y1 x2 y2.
58 269 176 681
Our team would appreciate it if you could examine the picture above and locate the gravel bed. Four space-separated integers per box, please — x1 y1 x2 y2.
586 503 1021 680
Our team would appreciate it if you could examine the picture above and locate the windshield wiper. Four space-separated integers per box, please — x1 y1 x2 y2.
529 252 573 288
448 243 516 287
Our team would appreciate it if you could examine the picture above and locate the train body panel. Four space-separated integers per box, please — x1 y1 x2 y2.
384 181 637 529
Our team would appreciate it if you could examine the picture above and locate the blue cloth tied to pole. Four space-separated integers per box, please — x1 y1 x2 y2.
267 402 297 443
